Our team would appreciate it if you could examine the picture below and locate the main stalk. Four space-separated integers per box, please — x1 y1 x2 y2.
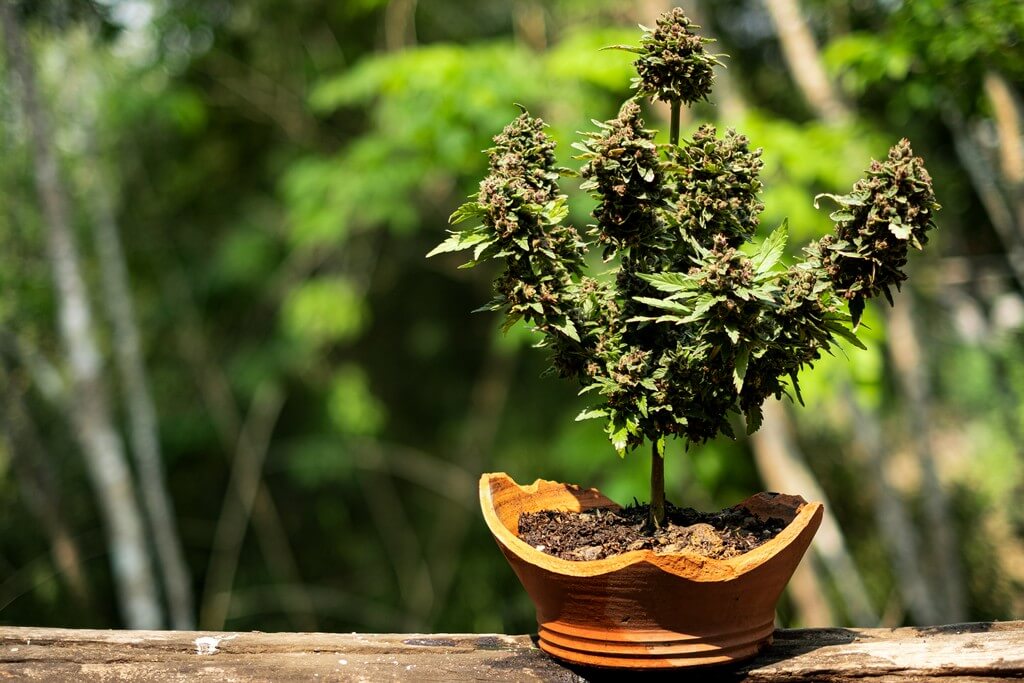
646 100 681 533
648 441 666 530
669 99 680 148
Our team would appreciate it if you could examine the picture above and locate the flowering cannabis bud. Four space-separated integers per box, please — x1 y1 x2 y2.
429 111 590 373
484 112 560 209
814 139 939 327
673 126 765 251
579 100 668 258
631 8 722 105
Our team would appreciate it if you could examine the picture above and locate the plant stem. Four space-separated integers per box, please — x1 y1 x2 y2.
669 100 681 147
649 441 666 531
646 100 678 533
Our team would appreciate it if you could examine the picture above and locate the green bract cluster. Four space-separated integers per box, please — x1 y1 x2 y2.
579 100 668 259
621 7 722 106
428 110 593 379
814 139 940 327
430 8 937 457
673 125 765 251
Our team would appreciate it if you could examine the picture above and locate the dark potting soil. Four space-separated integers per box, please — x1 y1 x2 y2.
518 502 788 561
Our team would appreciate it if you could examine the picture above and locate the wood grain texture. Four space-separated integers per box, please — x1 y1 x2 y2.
2 621 1022 681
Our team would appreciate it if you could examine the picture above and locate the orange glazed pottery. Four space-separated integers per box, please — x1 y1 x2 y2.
480 472 824 669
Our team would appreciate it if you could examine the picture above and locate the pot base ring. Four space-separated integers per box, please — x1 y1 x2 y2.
537 619 774 669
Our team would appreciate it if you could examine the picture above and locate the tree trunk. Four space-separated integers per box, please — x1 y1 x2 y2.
982 71 1024 238
750 400 876 626
943 107 1024 289
690 0 746 123
513 0 546 52
762 0 850 125
0 360 90 607
0 3 163 629
199 383 285 631
427 338 517 628
887 296 967 622
840 385 941 626
78 135 195 630
384 0 418 51
166 268 317 631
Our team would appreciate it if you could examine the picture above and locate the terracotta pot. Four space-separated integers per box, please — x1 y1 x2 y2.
480 472 824 669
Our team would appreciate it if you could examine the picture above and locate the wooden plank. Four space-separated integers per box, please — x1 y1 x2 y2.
741 622 1024 682
1 621 1022 681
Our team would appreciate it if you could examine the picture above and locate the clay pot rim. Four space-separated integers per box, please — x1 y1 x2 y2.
480 472 824 581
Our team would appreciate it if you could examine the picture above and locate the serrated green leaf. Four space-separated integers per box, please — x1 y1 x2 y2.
849 296 866 330
734 347 749 392
790 373 805 406
499 312 522 334
627 314 687 324
472 301 501 313
638 272 694 293
600 44 645 54
448 201 487 225
634 296 690 313
888 222 912 240
752 220 788 275
576 408 608 421
745 405 763 434
545 198 570 224
473 238 494 261
426 230 489 257
681 294 721 323
814 192 866 209
610 425 629 455
826 321 867 350
553 318 581 342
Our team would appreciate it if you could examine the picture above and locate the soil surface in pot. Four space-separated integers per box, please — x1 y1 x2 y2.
518 502 787 561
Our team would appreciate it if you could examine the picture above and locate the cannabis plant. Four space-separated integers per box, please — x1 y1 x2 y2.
430 8 938 530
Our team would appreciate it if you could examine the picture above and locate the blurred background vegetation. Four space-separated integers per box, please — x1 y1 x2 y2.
0 0 1022 634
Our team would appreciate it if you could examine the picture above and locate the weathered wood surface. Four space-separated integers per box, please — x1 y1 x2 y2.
1 621 1022 681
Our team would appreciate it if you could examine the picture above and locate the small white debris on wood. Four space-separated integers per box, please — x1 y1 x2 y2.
193 634 238 655
338 659 348 665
